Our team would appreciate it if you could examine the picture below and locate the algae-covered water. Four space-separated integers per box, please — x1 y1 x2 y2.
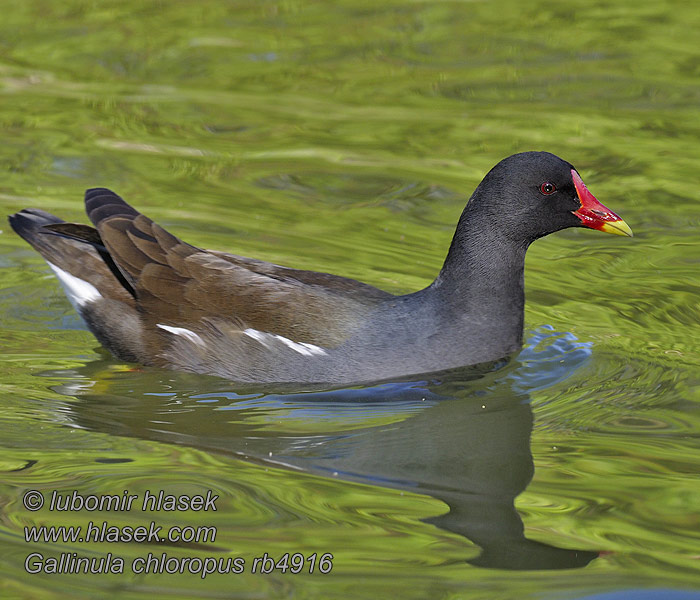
1 1 699 599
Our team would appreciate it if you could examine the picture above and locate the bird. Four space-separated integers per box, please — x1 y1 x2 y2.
9 151 632 384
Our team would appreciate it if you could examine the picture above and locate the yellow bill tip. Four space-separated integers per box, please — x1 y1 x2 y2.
600 219 633 237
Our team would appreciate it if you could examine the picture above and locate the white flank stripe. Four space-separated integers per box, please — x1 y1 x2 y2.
242 328 269 346
46 261 101 310
157 324 205 347
243 328 327 356
273 334 324 356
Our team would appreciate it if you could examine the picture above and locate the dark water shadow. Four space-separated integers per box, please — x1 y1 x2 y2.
44 326 598 570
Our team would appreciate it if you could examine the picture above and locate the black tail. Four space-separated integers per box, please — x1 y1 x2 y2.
8 208 65 253
9 203 136 299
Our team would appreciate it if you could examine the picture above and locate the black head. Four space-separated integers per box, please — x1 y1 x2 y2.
466 151 632 243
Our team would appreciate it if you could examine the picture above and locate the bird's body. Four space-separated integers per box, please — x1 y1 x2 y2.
9 152 631 384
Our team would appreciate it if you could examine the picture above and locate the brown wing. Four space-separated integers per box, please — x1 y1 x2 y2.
84 188 391 347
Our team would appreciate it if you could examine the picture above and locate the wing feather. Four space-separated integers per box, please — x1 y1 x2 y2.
84 189 391 347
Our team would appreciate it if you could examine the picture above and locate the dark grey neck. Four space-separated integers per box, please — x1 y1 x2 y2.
425 201 531 352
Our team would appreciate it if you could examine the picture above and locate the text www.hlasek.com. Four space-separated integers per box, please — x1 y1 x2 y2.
22 489 334 577
25 520 215 544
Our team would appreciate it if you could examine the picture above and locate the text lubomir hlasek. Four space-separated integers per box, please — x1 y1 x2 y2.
48 490 218 512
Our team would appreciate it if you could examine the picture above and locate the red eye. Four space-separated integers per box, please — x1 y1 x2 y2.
540 182 556 195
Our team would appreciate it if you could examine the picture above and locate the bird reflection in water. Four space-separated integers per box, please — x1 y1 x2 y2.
49 326 598 570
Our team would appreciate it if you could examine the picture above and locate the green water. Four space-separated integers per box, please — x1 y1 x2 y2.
1 0 699 598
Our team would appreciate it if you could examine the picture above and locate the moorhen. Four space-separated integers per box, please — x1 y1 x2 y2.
9 151 632 383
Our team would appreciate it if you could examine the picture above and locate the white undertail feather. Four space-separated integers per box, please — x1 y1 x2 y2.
46 261 101 312
243 328 327 356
